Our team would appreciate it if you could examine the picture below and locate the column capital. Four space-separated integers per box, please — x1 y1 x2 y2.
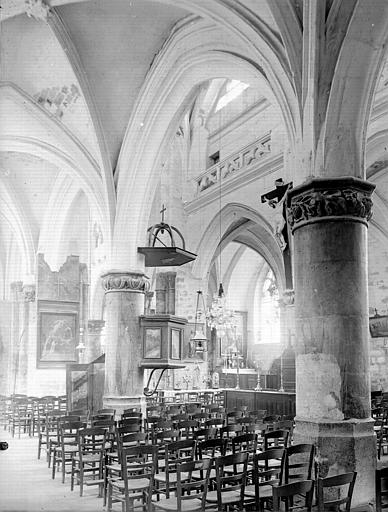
287 177 375 233
101 269 150 294
22 284 36 302
281 289 295 306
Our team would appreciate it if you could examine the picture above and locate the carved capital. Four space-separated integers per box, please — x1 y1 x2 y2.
287 177 375 233
22 284 36 302
281 289 295 306
101 270 150 294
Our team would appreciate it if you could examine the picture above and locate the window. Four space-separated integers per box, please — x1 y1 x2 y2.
258 269 280 344
215 80 249 112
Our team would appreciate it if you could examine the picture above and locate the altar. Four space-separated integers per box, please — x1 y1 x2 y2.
220 368 257 389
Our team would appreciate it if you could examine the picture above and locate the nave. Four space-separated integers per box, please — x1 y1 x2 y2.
2 392 388 512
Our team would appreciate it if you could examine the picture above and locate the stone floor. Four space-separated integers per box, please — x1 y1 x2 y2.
1 428 387 512
0 430 106 512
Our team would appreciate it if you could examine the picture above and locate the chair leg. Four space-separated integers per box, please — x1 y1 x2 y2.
79 465 83 497
62 453 66 483
71 459 75 491
107 482 113 512
52 452 56 479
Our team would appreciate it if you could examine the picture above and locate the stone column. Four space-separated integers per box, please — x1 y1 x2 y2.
287 177 375 507
101 270 149 415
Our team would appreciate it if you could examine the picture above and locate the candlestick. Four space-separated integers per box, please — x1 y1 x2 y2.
279 352 285 392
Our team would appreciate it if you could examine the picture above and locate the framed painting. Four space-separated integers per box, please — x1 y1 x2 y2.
369 315 388 338
170 328 181 360
37 300 79 368
220 310 248 359
144 327 162 358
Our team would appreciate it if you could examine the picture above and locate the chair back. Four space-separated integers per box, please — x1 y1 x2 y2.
264 429 290 450
273 479 314 512
193 427 217 442
175 459 212 512
376 467 388 512
285 443 315 483
78 427 106 460
214 451 249 510
317 472 357 512
231 432 258 454
121 444 158 510
198 437 227 459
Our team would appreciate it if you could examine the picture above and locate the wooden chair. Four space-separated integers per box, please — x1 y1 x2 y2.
316 472 357 512
152 458 212 512
206 451 249 511
264 429 290 450
244 448 286 512
176 419 199 440
376 467 388 512
378 424 388 460
205 418 224 430
107 444 158 512
197 437 227 468
154 439 196 499
48 414 80 467
220 424 243 452
285 444 315 483
193 427 217 444
10 399 31 438
71 427 107 496
272 479 314 512
52 420 85 483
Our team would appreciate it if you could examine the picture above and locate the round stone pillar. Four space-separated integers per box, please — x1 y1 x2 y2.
101 270 149 415
287 177 376 508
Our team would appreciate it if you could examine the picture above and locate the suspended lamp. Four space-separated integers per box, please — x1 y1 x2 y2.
206 283 235 337
190 290 207 353
138 205 197 267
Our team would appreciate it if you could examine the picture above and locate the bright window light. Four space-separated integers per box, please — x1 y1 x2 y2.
215 80 249 112
259 269 280 344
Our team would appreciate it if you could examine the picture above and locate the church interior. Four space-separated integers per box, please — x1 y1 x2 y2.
2 0 388 510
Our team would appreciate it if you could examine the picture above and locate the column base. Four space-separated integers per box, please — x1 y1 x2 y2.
103 394 147 418
294 418 376 509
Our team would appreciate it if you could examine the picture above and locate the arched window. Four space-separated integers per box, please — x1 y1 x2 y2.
259 269 280 344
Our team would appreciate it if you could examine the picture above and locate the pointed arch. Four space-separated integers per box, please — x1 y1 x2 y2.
192 203 285 293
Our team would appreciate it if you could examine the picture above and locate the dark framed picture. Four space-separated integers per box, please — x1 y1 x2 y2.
37 301 79 368
144 328 162 358
369 315 388 338
170 328 181 360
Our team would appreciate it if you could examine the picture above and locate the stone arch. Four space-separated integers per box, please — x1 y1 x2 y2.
0 179 35 277
192 203 285 294
321 1 388 177
0 83 113 252
114 15 299 269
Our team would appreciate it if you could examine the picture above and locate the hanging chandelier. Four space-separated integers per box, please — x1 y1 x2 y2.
206 283 236 337
190 290 208 353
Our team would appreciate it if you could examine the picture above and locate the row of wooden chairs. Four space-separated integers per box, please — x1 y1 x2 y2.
0 394 68 437
105 435 357 512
